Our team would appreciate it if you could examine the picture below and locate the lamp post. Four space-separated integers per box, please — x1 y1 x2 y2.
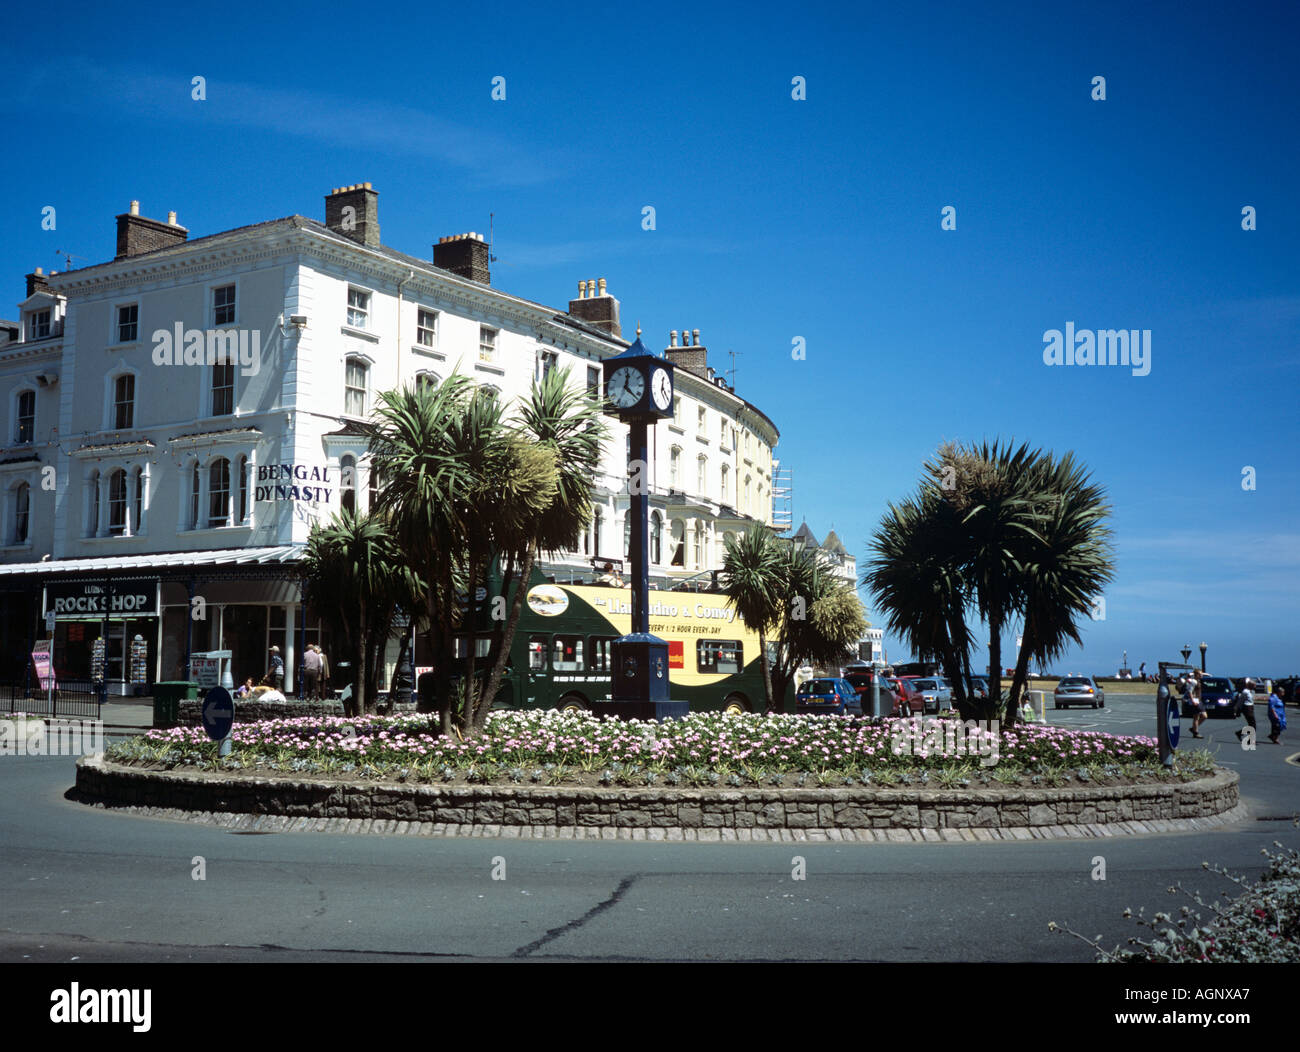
1199 641 1207 673
1181 644 1191 667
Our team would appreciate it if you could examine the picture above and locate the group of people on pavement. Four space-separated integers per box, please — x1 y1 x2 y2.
1183 670 1286 744
229 644 331 702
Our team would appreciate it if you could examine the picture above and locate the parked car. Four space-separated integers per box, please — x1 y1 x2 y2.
796 677 861 716
908 676 952 714
1182 675 1237 719
1053 676 1106 709
888 677 924 716
965 674 990 702
842 668 898 715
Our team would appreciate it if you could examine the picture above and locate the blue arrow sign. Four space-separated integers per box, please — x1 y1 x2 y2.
1166 696 1180 750
202 686 235 742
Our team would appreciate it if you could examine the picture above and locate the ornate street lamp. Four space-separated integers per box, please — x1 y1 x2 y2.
1199 641 1207 673
1181 644 1191 666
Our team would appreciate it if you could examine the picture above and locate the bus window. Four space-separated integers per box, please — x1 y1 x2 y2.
455 636 491 659
698 640 743 675
553 635 584 672
588 636 616 673
528 636 548 671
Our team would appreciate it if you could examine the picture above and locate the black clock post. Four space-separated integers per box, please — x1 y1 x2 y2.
598 330 688 721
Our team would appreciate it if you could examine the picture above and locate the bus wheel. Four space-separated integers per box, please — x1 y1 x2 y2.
558 694 589 714
722 694 749 716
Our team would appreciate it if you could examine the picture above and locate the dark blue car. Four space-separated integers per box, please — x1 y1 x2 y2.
796 677 862 716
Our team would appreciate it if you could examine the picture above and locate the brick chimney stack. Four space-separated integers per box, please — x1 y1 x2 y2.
325 183 381 248
665 327 708 377
432 232 491 284
115 201 188 260
567 276 621 338
26 266 50 298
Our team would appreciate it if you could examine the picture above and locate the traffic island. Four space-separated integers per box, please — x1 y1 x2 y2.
73 756 1242 841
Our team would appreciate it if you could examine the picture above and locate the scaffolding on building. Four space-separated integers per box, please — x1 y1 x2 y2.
771 461 793 532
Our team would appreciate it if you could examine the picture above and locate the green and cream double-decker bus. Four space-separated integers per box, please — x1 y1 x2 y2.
446 572 790 715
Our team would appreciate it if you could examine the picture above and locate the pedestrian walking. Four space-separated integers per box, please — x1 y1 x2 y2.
1234 678 1258 741
1188 670 1207 738
302 643 322 701
316 645 330 700
1267 687 1287 744
268 646 284 692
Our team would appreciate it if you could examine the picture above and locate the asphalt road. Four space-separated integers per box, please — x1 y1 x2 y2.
2 693 1295 962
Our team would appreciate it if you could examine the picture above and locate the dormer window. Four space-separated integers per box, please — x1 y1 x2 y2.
29 310 50 340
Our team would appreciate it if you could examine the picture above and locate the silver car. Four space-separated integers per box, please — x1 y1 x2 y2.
910 676 953 714
1053 676 1105 709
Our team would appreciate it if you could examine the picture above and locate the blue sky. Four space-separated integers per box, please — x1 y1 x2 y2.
2 0 1296 676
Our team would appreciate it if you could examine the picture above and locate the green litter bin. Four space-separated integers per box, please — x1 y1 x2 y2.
153 681 199 729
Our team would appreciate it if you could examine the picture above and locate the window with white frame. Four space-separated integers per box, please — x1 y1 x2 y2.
114 374 134 430
537 349 558 382
347 287 370 328
108 469 128 535
650 512 663 564
345 358 368 416
213 285 236 326
15 390 35 444
12 482 30 544
188 463 200 530
29 310 50 340
719 416 727 446
87 470 101 536
697 455 707 496
697 405 706 435
208 458 231 527
587 366 600 399
673 396 683 427
479 326 497 362
417 308 437 347
211 362 234 416
669 447 681 490
744 474 751 512
236 457 248 525
117 304 138 343
133 467 146 533
415 372 438 396
340 454 357 515
720 463 730 505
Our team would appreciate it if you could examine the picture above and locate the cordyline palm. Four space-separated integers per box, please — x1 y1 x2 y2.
775 543 866 705
721 526 784 711
864 493 980 717
1004 451 1115 721
361 375 476 729
301 507 420 717
474 367 607 732
932 439 1044 719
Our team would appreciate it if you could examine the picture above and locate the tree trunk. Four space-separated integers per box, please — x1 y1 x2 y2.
758 626 774 712
355 599 368 718
1006 610 1037 729
460 550 487 734
436 559 456 737
476 546 534 733
987 612 1007 725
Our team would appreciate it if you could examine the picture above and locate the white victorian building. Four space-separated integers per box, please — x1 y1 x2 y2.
0 183 782 694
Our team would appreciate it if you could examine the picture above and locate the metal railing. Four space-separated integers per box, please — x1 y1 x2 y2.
0 679 103 718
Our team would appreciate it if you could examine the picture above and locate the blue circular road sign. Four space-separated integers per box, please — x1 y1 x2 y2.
1166 696 1180 750
201 686 235 741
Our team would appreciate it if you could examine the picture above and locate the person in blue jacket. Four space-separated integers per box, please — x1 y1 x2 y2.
1267 688 1287 744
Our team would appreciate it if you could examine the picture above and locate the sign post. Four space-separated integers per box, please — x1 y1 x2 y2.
1157 660 1193 769
201 686 235 758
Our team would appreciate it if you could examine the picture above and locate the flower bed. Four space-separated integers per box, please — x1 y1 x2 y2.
104 710 1196 789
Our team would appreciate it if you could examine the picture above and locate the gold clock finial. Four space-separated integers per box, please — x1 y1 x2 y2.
636 320 642 337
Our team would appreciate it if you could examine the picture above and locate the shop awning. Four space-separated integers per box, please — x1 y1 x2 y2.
0 545 305 578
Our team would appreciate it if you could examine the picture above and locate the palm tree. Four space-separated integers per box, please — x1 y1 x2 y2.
301 507 420 716
772 541 866 706
476 367 607 731
1004 452 1115 721
721 526 784 711
864 493 979 717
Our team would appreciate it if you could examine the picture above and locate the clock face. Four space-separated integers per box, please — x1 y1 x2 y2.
650 367 672 411
608 366 645 409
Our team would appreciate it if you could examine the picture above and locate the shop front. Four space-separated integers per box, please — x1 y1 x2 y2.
44 579 159 696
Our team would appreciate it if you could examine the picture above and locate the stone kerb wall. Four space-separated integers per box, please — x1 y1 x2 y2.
76 758 1239 833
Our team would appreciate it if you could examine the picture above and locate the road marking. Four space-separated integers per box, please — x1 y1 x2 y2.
1286 752 1300 769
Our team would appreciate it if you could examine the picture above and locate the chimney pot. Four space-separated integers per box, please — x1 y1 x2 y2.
670 330 678 347
693 328 701 345
598 277 607 296
129 200 140 216
34 266 44 276
578 280 587 298
167 211 178 225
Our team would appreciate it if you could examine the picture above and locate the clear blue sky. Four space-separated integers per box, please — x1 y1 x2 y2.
2 0 1296 676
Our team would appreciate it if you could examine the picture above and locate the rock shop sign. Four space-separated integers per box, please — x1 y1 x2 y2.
45 580 158 618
